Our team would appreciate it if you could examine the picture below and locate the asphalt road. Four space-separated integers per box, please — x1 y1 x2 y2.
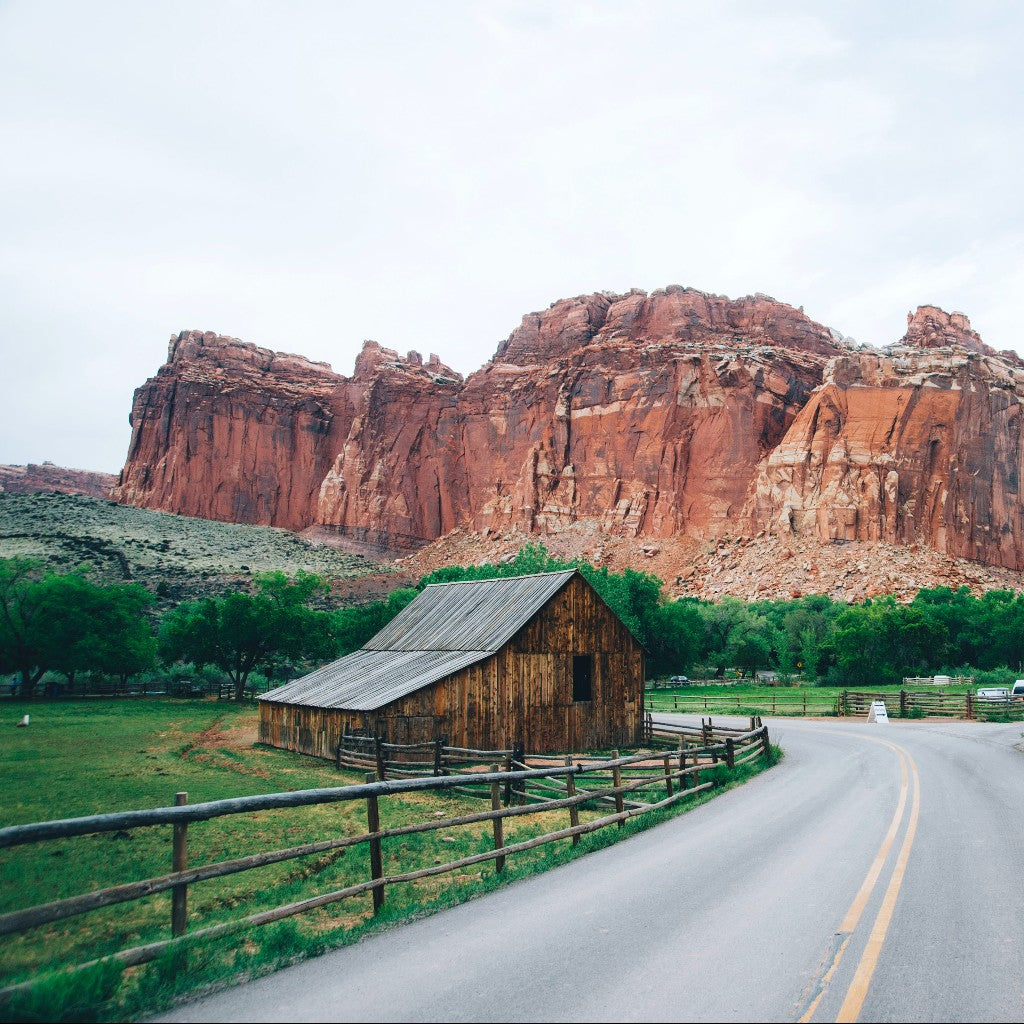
154 716 1024 1023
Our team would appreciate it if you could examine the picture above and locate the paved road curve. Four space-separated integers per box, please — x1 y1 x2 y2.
155 717 1024 1023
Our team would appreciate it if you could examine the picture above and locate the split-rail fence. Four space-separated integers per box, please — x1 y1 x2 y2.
0 719 772 1004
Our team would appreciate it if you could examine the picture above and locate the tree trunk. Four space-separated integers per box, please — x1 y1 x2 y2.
20 668 43 699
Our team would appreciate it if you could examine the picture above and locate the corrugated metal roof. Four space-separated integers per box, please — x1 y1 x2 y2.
260 648 491 710
365 570 577 652
260 570 578 711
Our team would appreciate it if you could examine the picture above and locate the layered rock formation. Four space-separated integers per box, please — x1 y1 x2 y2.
114 331 350 531
113 331 465 539
114 289 1024 575
747 308 1024 568
0 462 116 498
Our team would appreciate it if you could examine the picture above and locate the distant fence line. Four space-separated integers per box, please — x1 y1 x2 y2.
0 719 772 1004
3 676 271 700
646 690 838 716
901 675 974 687
645 689 1024 721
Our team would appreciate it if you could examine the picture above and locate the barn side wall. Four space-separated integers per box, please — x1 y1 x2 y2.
258 574 645 757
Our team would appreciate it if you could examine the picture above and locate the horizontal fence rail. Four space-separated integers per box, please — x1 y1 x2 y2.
0 722 773 1002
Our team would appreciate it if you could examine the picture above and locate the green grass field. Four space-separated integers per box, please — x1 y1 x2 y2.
0 698 777 1022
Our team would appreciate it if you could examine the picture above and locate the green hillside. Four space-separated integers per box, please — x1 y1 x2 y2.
0 493 388 606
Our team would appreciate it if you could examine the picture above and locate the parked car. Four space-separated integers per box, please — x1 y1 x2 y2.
976 686 1010 701
1010 680 1024 700
669 675 690 685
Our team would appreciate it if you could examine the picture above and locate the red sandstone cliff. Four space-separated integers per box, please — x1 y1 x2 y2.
114 291 1024 573
114 331 351 531
746 308 1024 568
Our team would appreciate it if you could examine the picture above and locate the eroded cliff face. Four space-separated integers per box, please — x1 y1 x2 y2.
114 292 1024 573
457 287 836 540
747 309 1024 568
315 342 466 548
113 331 352 531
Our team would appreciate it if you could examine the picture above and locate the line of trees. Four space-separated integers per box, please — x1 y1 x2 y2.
0 558 417 700
5 548 1024 699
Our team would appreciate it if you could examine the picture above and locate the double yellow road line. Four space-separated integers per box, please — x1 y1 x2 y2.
797 734 922 1023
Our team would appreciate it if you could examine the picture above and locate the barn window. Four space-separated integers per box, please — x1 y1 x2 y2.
572 655 593 702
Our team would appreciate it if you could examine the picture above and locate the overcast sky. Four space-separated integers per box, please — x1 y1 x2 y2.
2 0 1022 473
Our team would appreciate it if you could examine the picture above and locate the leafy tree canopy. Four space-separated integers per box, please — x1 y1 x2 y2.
158 571 336 700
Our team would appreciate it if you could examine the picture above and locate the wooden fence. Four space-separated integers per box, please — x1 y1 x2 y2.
647 689 1024 721
0 721 771 1002
646 691 840 716
902 675 974 687
839 690 1024 721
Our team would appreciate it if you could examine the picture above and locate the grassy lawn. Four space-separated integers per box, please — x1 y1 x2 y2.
0 698 778 1022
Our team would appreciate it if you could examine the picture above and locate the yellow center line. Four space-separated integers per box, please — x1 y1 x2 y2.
796 744 910 1023
835 750 921 1023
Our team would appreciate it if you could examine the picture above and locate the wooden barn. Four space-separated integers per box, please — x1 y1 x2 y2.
258 569 645 756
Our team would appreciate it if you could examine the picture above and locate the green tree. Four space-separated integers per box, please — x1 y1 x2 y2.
829 598 945 685
697 598 773 677
0 560 156 696
646 599 706 676
0 558 52 696
333 588 418 656
159 572 337 700
799 626 821 681
84 583 158 690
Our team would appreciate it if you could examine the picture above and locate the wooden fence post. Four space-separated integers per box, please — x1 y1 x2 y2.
761 726 771 759
725 737 735 769
171 792 188 937
662 753 674 797
900 690 908 717
512 741 526 805
965 691 973 720
503 749 513 807
705 720 719 765
433 737 444 776
374 735 386 781
490 765 505 872
612 749 625 826
365 772 384 913
335 741 342 772
565 756 580 846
